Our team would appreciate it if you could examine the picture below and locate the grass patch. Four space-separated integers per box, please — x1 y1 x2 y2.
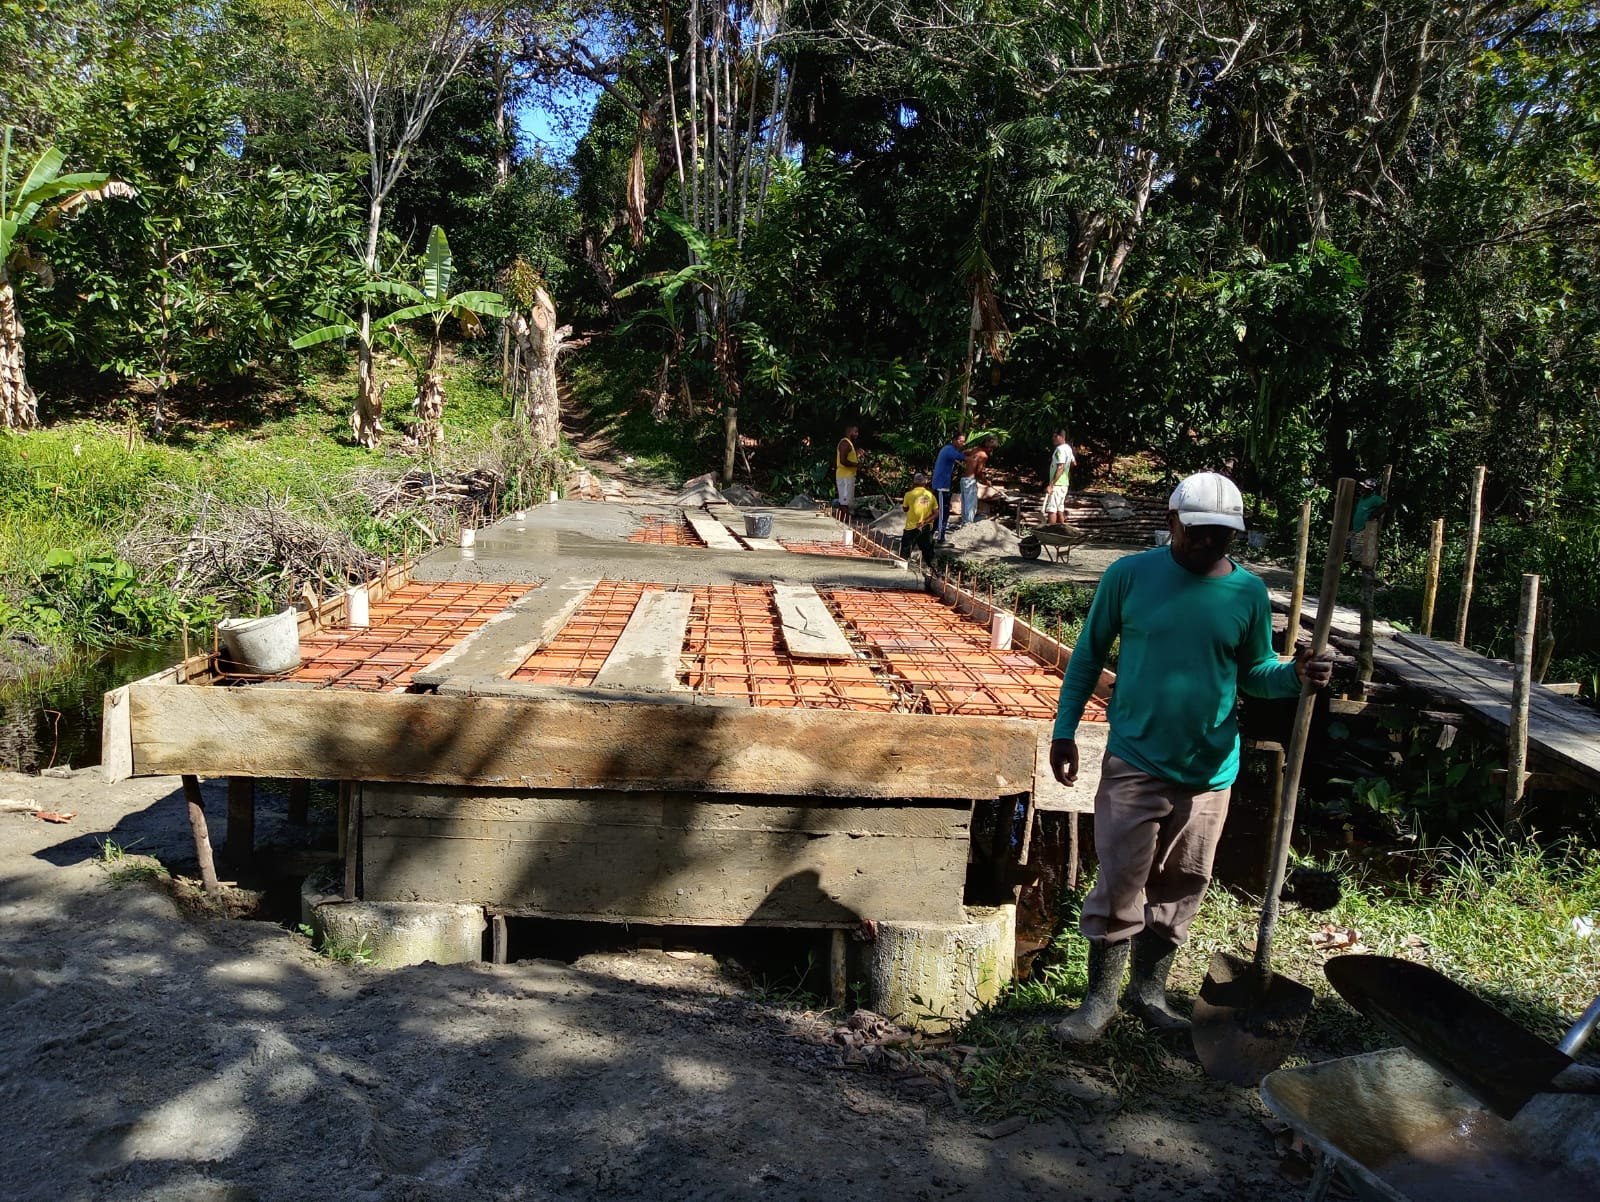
956 834 1600 1118
97 836 171 887
296 922 375 965
1 347 544 648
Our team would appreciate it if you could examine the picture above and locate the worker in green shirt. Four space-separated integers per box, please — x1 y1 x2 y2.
1048 471 1334 1043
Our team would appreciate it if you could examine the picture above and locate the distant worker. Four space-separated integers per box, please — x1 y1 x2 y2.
931 433 967 542
835 424 861 521
959 435 997 527
900 472 937 564
1042 429 1077 525
1047 472 1333 1044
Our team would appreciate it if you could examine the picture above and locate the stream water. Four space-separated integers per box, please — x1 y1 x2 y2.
0 641 181 773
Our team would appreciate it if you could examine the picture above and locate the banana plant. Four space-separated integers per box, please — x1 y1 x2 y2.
1 126 135 429
291 226 505 447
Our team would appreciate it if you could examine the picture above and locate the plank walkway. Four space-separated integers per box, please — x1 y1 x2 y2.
1371 632 1600 791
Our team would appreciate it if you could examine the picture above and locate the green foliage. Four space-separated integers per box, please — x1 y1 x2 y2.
296 922 374 965
22 549 219 646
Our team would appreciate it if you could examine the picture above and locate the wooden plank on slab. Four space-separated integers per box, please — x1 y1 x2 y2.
741 537 787 552
772 582 854 659
1031 721 1107 814
128 686 1036 799
684 512 745 551
361 785 970 924
413 580 590 685
592 589 693 692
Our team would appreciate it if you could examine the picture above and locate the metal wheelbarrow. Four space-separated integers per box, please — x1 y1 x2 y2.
1013 499 1090 563
1261 1047 1598 1201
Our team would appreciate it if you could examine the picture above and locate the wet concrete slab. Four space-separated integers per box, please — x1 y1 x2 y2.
411 499 915 591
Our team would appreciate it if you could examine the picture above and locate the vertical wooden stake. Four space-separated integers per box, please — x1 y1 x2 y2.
1420 518 1444 637
1357 467 1392 682
492 914 508 965
287 780 310 826
1454 466 1487 645
1505 573 1539 827
1282 498 1312 657
181 774 222 896
343 782 361 902
829 928 848 1010
226 777 255 865
1534 594 1556 684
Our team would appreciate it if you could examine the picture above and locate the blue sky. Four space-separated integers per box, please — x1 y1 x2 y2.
515 84 599 160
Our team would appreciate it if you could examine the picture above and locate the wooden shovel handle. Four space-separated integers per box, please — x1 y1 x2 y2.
1254 478 1356 975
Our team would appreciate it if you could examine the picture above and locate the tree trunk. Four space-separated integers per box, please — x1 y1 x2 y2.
514 286 569 451
415 340 446 449
352 199 384 448
0 272 40 431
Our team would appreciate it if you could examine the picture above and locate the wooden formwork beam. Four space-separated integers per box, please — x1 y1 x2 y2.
126 686 1037 801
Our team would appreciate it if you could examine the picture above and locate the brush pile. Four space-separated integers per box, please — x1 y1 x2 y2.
119 485 382 605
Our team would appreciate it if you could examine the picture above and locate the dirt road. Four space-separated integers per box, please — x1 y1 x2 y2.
1 769 1302 1202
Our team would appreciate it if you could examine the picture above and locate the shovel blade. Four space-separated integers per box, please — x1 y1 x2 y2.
1192 950 1315 1086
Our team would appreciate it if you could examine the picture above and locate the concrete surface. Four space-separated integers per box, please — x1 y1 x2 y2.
863 905 1017 1032
303 889 487 968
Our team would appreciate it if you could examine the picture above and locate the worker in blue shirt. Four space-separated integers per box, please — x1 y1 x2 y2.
931 433 967 543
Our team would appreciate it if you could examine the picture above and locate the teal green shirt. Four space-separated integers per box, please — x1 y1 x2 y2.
1053 548 1301 790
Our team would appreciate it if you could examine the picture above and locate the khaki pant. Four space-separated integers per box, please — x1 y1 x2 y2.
1079 753 1231 945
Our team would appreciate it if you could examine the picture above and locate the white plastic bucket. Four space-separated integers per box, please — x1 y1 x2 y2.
218 609 301 674
459 527 476 548
345 587 370 628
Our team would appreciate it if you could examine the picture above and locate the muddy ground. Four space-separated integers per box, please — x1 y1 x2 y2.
0 768 1315 1202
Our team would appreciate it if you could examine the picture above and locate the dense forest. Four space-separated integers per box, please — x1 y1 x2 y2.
3 0 1598 680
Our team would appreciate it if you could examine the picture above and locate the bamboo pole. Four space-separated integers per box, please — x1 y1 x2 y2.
1281 498 1312 656
1420 517 1444 637
1357 465 1392 682
1454 465 1487 645
181 774 222 896
1505 573 1540 827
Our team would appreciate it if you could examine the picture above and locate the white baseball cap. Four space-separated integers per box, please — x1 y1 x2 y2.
1168 472 1246 531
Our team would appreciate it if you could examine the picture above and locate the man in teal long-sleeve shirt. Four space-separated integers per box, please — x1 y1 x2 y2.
1048 472 1332 1043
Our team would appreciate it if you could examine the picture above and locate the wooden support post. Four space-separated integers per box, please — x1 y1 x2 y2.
1281 498 1312 656
342 782 360 902
287 779 310 826
491 914 508 965
829 928 848 1010
226 777 255 864
1420 517 1444 637
1454 466 1486 645
721 405 737 486
1505 574 1539 827
1357 467 1392 682
180 774 222 896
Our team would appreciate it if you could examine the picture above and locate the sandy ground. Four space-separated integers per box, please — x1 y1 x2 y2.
0 768 1311 1202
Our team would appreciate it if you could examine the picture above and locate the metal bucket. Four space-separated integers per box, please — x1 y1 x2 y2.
218 609 301 675
744 512 774 539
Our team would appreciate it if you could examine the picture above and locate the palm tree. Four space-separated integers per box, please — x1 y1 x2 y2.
1 127 135 429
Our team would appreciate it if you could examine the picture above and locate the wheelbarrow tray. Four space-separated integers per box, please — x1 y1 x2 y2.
1260 1048 1597 1202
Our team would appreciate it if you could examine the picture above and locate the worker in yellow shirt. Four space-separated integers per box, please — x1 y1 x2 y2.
901 473 937 565
834 424 861 520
